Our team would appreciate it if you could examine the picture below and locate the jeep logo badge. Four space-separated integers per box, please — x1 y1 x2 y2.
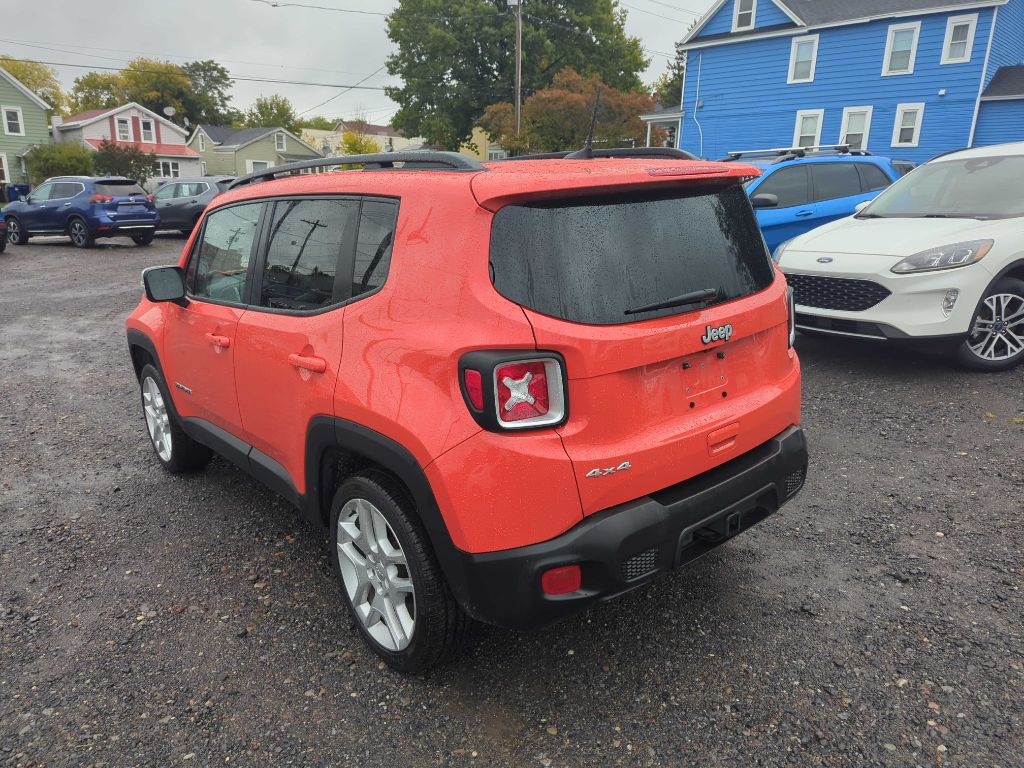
701 324 733 345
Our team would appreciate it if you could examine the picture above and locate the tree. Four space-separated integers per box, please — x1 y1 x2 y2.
243 94 298 133
342 131 381 154
651 40 686 108
0 56 66 114
120 58 192 122
480 68 656 154
385 0 648 149
24 143 94 184
182 60 238 125
69 71 129 113
93 140 157 186
297 115 336 131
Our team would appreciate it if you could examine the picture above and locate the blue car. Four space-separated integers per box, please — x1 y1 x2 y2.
3 176 160 249
723 147 913 254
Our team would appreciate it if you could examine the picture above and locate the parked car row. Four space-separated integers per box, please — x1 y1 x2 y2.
0 175 233 249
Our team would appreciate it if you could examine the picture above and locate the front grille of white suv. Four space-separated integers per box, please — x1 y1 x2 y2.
786 274 891 312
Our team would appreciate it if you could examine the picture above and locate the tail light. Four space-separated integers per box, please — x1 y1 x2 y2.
146 194 155 202
89 194 113 203
786 286 796 348
459 351 567 431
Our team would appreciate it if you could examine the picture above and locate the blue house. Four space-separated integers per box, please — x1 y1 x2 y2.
662 0 1024 163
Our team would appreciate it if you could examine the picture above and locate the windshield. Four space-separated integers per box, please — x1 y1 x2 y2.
489 184 775 326
862 155 1024 219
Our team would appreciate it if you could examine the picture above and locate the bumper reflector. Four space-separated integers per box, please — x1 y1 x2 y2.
541 564 581 595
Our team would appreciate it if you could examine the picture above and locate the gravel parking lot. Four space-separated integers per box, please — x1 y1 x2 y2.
1 236 1022 767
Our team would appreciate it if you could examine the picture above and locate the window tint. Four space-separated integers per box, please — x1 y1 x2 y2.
187 203 262 304
95 182 147 197
857 163 892 192
50 182 83 199
178 182 209 197
259 199 358 311
353 200 398 298
490 185 774 326
893 161 915 177
154 184 178 200
811 163 863 202
757 166 810 207
30 183 54 201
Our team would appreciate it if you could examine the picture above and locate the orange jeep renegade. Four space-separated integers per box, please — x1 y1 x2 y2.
126 149 807 672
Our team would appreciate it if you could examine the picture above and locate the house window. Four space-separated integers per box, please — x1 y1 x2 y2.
140 119 154 143
157 160 180 178
732 0 756 31
883 22 921 76
116 117 132 141
793 109 824 149
891 103 925 147
0 153 7 181
787 35 819 84
275 132 286 151
488 148 509 161
2 106 24 136
248 160 271 173
942 14 978 64
201 160 208 175
840 106 873 151
198 133 206 152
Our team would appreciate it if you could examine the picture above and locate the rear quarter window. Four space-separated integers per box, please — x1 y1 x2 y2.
489 184 775 326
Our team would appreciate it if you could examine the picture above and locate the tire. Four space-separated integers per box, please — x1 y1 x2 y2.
132 231 155 246
330 471 470 673
138 363 212 473
68 217 94 248
6 217 27 245
955 277 1024 372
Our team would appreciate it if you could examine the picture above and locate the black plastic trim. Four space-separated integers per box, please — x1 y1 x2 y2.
493 147 699 162
457 350 570 432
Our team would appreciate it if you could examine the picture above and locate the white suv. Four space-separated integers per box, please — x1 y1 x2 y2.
775 142 1024 371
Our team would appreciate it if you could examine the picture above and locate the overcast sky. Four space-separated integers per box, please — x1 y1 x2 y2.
5 0 715 126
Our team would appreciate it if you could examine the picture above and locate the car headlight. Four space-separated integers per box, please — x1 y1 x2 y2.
890 240 994 274
772 238 794 264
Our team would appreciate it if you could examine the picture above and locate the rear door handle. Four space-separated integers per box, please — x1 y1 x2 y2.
795 210 814 218
288 353 327 373
204 333 231 348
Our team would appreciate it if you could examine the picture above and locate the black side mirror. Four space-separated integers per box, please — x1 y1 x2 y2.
143 266 187 304
750 193 779 209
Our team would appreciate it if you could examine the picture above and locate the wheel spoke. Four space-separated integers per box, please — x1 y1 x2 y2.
1003 329 1024 356
355 500 379 556
373 592 407 649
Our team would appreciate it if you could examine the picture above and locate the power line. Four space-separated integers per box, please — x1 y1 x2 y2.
620 2 690 24
246 0 501 21
639 0 705 16
297 65 388 116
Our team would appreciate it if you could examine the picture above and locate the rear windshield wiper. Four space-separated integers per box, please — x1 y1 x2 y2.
624 288 719 316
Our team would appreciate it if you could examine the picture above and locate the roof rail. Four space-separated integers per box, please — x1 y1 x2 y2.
493 147 699 162
720 144 872 163
228 151 485 189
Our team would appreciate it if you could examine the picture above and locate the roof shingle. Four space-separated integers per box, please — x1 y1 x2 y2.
982 64 1024 99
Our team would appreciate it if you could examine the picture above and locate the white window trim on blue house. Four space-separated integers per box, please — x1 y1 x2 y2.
882 21 922 76
787 34 819 83
732 0 757 32
941 13 979 64
839 106 874 151
793 109 824 148
892 103 926 147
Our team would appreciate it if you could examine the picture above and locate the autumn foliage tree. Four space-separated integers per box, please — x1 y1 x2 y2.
479 68 657 155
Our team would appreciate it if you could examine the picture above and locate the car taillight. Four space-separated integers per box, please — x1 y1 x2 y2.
146 194 155 202
459 352 567 431
786 286 796 348
89 194 113 203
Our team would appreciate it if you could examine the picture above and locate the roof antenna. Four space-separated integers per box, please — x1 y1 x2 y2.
565 84 602 159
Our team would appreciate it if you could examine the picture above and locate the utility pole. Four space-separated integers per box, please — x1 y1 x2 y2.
514 0 523 136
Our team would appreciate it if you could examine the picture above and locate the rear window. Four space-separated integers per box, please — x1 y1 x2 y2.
95 182 147 196
489 184 774 325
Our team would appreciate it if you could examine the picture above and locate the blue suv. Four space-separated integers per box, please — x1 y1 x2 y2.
3 176 160 249
724 147 913 253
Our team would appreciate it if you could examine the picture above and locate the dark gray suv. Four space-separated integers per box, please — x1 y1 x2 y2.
152 176 234 234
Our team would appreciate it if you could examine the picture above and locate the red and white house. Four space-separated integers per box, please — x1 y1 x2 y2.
52 102 201 189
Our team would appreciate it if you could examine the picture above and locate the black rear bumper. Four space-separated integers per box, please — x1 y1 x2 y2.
452 425 808 630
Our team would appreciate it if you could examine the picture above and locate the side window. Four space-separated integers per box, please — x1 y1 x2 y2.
353 200 398 298
756 166 810 208
258 198 359 312
186 202 262 304
811 163 863 202
30 183 54 202
856 163 893 192
154 184 178 200
51 182 82 200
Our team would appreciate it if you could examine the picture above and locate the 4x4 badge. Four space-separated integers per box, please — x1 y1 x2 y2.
701 323 733 344
586 461 632 478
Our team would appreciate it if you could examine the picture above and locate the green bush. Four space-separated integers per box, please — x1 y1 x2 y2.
24 143 94 185
93 140 158 186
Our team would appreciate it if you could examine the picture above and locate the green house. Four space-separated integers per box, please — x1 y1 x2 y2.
186 125 322 177
0 67 51 184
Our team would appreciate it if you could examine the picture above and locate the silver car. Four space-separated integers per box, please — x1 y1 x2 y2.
152 176 234 234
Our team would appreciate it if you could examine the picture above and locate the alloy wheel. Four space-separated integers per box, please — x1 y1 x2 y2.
336 498 416 652
142 376 173 461
7 219 22 244
967 293 1024 362
70 220 88 247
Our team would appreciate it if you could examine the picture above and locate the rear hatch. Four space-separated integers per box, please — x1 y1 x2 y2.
92 181 156 220
485 176 799 515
